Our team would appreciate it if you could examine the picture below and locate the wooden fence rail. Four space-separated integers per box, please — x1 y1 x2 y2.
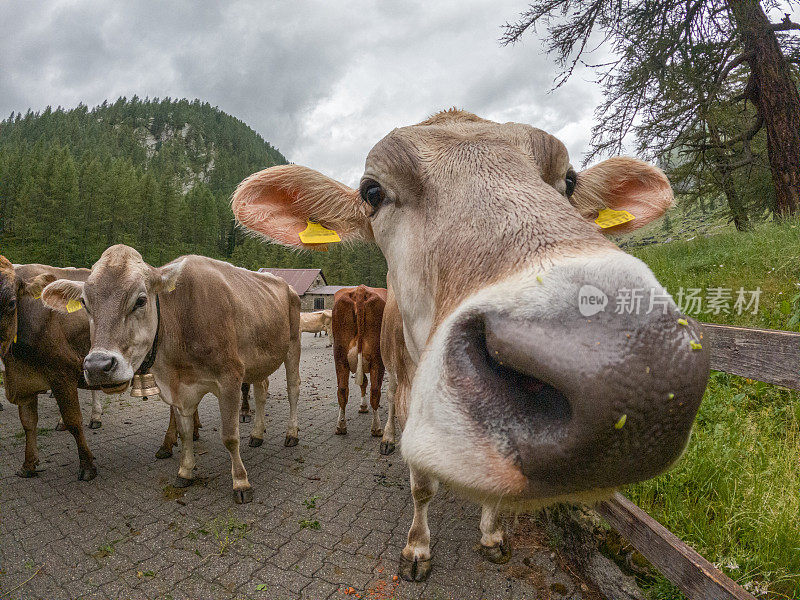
601 322 799 600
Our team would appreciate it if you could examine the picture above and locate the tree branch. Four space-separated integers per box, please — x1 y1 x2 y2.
772 14 800 31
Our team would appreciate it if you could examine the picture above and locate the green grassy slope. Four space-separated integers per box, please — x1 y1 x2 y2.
625 221 800 599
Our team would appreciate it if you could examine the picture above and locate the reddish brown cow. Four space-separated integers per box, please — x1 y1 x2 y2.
332 285 387 436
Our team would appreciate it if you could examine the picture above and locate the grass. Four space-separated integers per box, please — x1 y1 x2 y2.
624 220 800 599
204 513 249 556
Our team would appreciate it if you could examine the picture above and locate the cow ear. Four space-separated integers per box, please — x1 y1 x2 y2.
41 279 84 313
21 273 58 298
570 157 673 235
153 259 185 293
232 164 372 249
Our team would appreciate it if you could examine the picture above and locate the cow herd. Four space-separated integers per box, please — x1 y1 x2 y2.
0 110 711 582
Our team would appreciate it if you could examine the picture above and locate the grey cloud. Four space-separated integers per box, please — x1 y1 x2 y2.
0 0 604 184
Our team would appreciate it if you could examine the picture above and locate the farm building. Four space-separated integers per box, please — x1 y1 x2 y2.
257 268 351 310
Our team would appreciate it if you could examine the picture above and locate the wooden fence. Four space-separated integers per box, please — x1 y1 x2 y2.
595 322 800 600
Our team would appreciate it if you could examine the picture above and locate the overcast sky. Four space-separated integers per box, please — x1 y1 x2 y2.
2 1 788 187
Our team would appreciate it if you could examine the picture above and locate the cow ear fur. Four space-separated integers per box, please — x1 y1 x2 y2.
570 157 673 235
231 164 372 250
41 279 84 313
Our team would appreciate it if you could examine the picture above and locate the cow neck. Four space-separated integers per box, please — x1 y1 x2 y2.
136 294 161 375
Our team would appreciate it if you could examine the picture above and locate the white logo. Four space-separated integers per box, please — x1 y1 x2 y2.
578 285 608 316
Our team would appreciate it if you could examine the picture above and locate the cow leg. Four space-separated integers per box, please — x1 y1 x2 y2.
55 390 66 430
335 361 350 435
358 372 369 413
218 385 253 504
380 371 397 455
88 391 103 429
399 468 438 582
478 503 511 563
52 383 96 481
156 407 178 459
240 383 252 423
193 408 202 440
370 362 385 437
174 403 200 489
248 380 268 447
16 396 40 477
284 336 301 447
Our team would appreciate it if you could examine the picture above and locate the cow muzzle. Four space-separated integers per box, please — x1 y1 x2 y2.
401 254 710 503
83 349 133 393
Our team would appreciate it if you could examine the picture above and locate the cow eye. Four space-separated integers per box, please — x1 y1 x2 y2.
565 169 577 197
133 296 147 310
7 299 15 311
360 180 385 210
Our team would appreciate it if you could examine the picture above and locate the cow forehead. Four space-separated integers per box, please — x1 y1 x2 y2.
88 246 150 291
366 111 571 186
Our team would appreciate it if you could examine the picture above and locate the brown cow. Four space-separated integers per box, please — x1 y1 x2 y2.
231 109 709 580
0 258 202 477
0 259 98 480
331 286 386 436
42 246 301 504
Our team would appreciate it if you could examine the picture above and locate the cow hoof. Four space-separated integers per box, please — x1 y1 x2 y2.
240 413 252 423
78 467 97 481
16 468 38 478
174 476 193 488
479 542 512 564
155 448 173 459
335 426 347 435
379 441 395 455
358 407 369 414
249 436 264 448
284 435 299 447
371 428 383 437
89 420 102 429
193 431 200 441
398 554 432 582
233 488 253 504
55 421 67 431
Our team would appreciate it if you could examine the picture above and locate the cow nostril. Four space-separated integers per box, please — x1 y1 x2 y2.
454 314 572 426
103 356 117 372
484 340 572 424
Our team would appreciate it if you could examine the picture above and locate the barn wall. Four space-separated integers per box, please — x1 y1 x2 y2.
300 294 335 311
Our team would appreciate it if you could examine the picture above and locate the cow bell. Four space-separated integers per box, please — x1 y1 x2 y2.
130 372 160 397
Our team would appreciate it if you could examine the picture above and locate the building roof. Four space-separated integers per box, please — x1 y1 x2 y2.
257 268 325 295
307 285 354 296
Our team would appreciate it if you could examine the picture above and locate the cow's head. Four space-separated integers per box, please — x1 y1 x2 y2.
0 256 19 361
232 110 709 505
0 257 54 363
41 245 183 392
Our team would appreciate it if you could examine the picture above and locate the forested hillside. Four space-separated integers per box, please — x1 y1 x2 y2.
0 98 387 287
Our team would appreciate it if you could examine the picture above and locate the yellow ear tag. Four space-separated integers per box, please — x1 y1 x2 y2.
595 208 635 229
66 299 83 313
13 334 16 343
298 220 341 245
166 281 176 293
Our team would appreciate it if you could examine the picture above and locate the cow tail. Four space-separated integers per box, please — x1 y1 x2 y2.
355 351 364 387
355 297 366 386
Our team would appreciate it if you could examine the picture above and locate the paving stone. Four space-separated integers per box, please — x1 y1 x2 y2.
0 334 582 599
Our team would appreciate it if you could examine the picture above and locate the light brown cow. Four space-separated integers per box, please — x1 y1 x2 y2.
300 310 333 344
42 246 302 504
231 109 710 580
331 285 386 436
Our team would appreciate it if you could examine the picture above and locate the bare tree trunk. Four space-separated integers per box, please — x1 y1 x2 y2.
717 163 750 230
727 0 800 216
